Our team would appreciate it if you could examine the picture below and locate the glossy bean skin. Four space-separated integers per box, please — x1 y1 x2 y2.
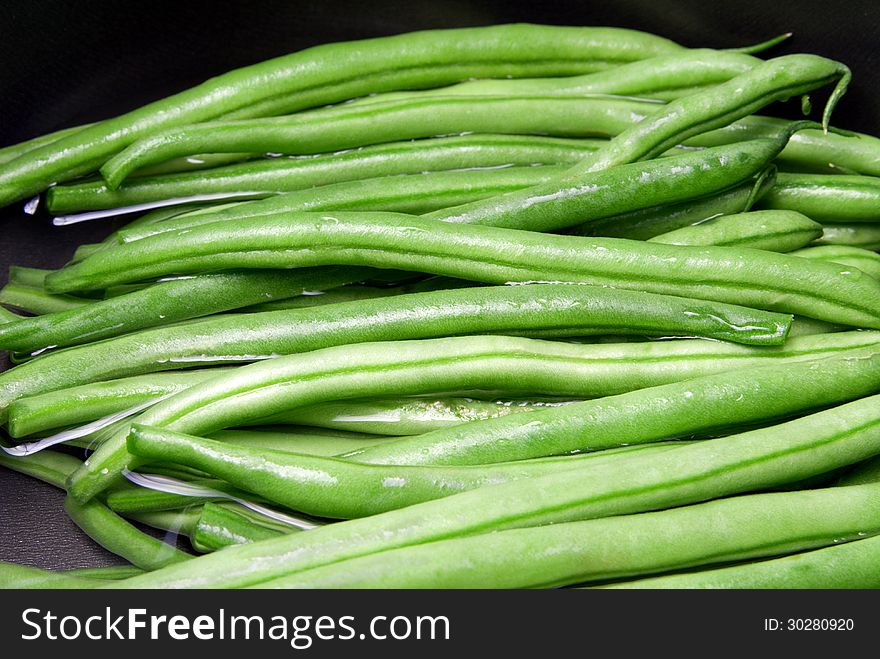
99 96 661 186
0 562 108 589
63 495 191 570
0 24 682 206
261 482 880 588
0 448 83 489
273 397 573 436
213 428 400 456
107 393 880 588
8 369 234 438
816 223 880 250
66 332 880 502
791 245 880 279
648 210 822 252
47 135 594 214
0 123 94 165
114 166 565 242
347 347 880 466
104 478 249 515
126 508 202 539
0 283 91 315
565 55 849 175
353 49 759 104
602 533 880 589
0 283 797 423
576 175 770 239
191 502 289 552
0 267 372 353
127 425 681 518
44 212 880 329
759 173 880 222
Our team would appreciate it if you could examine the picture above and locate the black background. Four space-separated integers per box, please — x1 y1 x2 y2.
0 0 878 570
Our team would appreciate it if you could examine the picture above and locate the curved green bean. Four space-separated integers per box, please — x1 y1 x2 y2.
261 482 880 588
577 175 771 239
648 210 822 251
114 166 565 243
129 424 677 518
47 135 595 214
0 24 682 206
107 393 880 588
816 223 880 250
0 448 83 489
791 245 880 279
0 283 798 424
0 267 372 353
347 347 880 466
353 49 759 104
213 428 401 456
758 173 880 222
272 397 573 437
191 502 290 553
0 283 91 315
67 332 880 502
44 211 880 329
8 369 234 438
0 562 108 589
99 95 662 187
64 495 190 570
602 533 880 589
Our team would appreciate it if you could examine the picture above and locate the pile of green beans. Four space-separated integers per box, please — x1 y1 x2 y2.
2 23 879 591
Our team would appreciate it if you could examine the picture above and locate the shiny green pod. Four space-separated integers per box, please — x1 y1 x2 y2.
759 173 880 222
791 245 880 279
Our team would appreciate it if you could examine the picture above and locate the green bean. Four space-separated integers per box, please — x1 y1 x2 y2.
788 316 845 337
67 332 880 502
129 424 678 519
0 447 82 489
571 55 849 175
104 478 248 515
262 482 880 588
0 562 108 589
190 502 291 553
1 24 683 205
347 347 880 466
601 534 880 589
791 245 880 279
427 128 808 233
213 428 400 456
0 123 94 166
272 397 574 437
7 370 236 438
0 283 91 315
107 393 880 588
114 166 566 243
47 135 596 214
576 175 771 239
353 49 759 104
758 173 880 222
648 210 822 252
816 223 880 250
99 95 664 187
0 283 798 424
242 277 473 313
110 134 800 237
64 495 190 570
0 267 372 353
64 565 144 580
125 507 202 538
44 211 880 328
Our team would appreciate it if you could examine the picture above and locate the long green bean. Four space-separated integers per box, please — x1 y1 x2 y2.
261 482 880 588
43 211 880 328
601 533 880 589
346 347 880 466
106 393 880 588
648 210 822 251
0 267 373 353
758 173 880 222
0 24 683 206
816 223 880 250
67 332 880 502
791 245 880 279
0 284 798 423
